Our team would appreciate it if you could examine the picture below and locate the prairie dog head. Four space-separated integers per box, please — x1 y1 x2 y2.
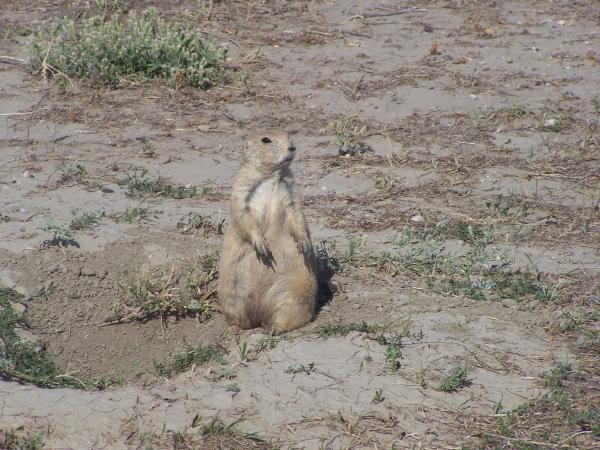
244 130 296 171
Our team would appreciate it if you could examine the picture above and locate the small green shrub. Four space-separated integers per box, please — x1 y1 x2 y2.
439 366 470 392
31 7 225 88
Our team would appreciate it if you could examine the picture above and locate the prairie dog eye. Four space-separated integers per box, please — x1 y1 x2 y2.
261 137 272 144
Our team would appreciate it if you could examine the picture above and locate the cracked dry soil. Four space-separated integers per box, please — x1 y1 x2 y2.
1 0 599 449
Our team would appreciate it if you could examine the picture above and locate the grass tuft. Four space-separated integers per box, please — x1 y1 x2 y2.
31 7 225 88
121 167 216 199
70 210 103 231
177 212 224 235
154 343 225 378
327 112 370 154
313 321 384 337
113 256 218 324
0 428 44 450
439 366 470 392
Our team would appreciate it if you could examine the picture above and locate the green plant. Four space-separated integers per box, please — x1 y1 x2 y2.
109 207 152 223
154 343 225 378
137 136 155 157
225 382 240 393
315 240 342 275
485 194 529 218
497 413 515 437
215 367 237 380
373 388 385 403
385 344 401 373
32 7 226 88
344 236 365 261
238 341 248 361
493 397 504 414
41 221 79 248
121 167 213 199
176 212 224 235
70 210 103 230
157 415 276 449
285 363 315 375
543 362 571 394
327 112 368 150
508 104 527 119
0 428 44 450
439 366 470 392
313 321 384 337
114 258 218 323
55 161 87 185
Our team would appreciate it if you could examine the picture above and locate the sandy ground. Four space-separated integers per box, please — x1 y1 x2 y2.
1 0 599 448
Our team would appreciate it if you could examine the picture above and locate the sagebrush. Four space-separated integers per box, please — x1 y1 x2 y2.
32 7 225 88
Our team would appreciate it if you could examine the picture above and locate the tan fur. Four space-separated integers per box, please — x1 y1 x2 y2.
218 130 317 333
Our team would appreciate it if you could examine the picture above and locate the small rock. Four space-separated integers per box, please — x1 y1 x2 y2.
15 328 40 345
80 267 96 277
48 264 60 274
101 187 114 194
501 298 518 308
449 186 471 196
411 214 424 223
98 268 108 280
9 301 26 314
543 118 558 129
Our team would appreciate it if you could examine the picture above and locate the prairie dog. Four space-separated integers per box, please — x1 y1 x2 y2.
218 130 317 333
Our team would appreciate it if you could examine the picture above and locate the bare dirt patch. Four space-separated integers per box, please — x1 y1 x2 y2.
1 0 599 448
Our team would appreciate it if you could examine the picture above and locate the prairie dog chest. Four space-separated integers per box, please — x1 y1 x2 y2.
247 178 292 221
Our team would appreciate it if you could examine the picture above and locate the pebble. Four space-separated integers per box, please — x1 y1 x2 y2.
9 301 26 314
80 267 96 277
501 298 518 308
15 327 40 345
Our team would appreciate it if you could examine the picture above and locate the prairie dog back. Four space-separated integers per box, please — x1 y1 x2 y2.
218 130 317 333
